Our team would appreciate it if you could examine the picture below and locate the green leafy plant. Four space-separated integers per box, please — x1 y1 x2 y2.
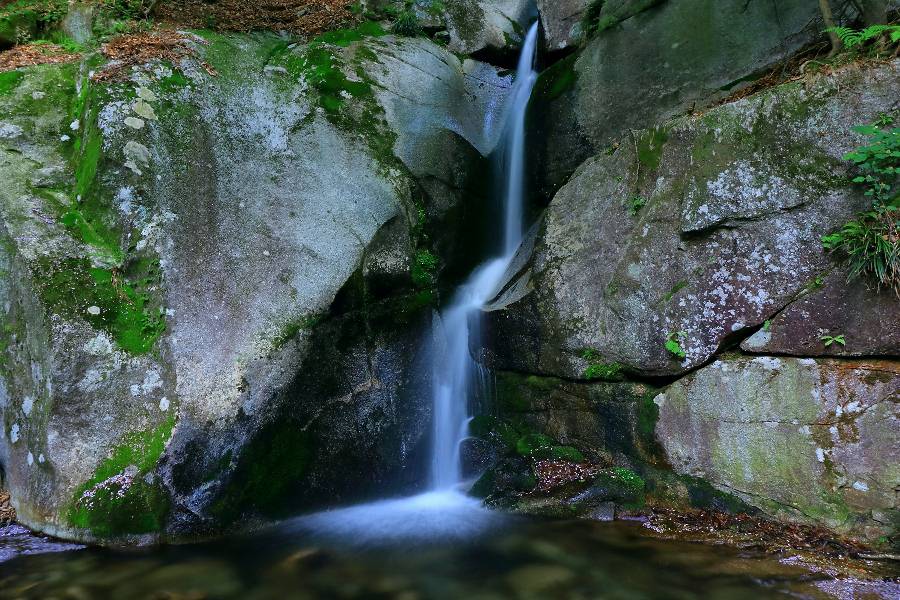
627 195 647 216
820 334 846 347
0 0 68 45
392 1 421 36
826 24 900 49
411 249 438 287
665 331 687 360
762 320 772 332
99 0 158 21
822 119 899 296
0 0 68 26
822 211 899 294
843 121 899 205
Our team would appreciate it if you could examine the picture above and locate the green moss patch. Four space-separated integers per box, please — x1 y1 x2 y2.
662 280 688 302
272 313 325 351
591 467 646 507
269 33 400 177
533 53 578 102
0 70 24 95
582 0 666 38
469 415 519 451
516 433 584 463
63 81 127 264
209 420 314 525
38 258 165 354
411 249 438 288
272 23 384 117
67 415 175 537
637 126 669 171
583 361 625 382
313 20 387 47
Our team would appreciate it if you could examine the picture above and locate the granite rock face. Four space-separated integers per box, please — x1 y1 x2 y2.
536 0 590 50
481 58 899 542
741 268 900 358
488 60 900 379
0 30 509 542
529 0 865 198
655 356 899 542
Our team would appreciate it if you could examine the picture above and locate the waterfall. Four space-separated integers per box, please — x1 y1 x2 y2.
295 24 540 546
430 22 540 490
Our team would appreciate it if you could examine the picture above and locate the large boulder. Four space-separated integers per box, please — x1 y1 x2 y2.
529 0 862 199
487 59 900 379
0 28 509 542
654 356 899 542
442 0 535 55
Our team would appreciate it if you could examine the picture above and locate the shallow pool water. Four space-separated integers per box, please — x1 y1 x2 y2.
1 495 898 600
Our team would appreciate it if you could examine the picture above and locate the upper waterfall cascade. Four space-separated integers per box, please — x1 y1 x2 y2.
430 21 541 491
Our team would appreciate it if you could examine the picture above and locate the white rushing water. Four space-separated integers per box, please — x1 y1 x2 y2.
431 21 540 490
293 23 540 545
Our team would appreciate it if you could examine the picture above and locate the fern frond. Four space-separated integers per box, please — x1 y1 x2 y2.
827 24 900 49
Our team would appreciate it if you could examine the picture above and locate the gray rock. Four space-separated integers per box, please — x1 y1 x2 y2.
530 0 865 198
741 268 900 358
0 31 507 542
489 60 900 378
537 0 590 50
443 0 535 54
588 501 615 522
654 355 900 542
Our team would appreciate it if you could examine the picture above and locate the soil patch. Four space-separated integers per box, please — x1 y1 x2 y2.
154 0 353 37
0 42 79 71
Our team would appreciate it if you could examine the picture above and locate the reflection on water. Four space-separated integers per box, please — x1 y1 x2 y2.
1 509 898 599
0 524 83 563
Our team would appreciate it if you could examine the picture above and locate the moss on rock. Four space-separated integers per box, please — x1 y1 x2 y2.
209 420 314 525
67 415 175 537
533 53 579 102
37 257 165 355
